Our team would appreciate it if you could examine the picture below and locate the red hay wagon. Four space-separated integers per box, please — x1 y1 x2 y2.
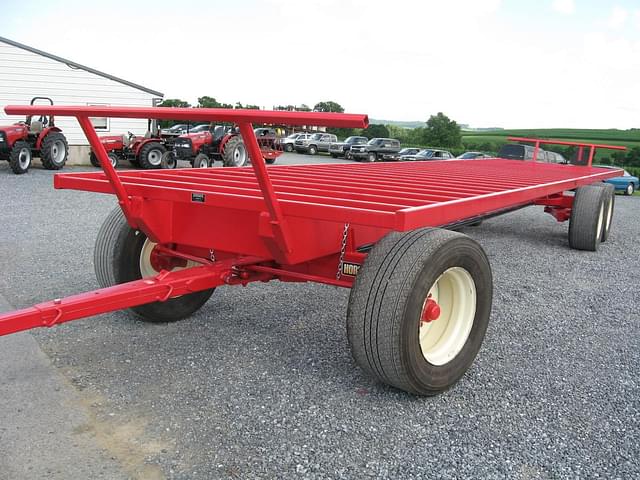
0 105 625 395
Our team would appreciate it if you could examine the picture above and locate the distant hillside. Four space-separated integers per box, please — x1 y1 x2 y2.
370 119 425 129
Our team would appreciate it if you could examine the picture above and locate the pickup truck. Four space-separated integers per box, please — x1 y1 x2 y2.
349 138 402 162
294 132 338 155
328 136 368 158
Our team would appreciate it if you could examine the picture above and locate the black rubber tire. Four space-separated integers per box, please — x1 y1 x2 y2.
138 142 166 169
265 157 277 165
347 228 493 396
129 157 140 167
89 151 101 167
568 185 608 251
331 154 339 158
222 135 248 167
40 132 68 170
9 141 32 174
284 144 294 152
108 153 119 169
161 151 177 169
308 145 318 155
192 153 210 168
624 183 635 196
593 183 615 242
94 207 215 323
367 152 377 162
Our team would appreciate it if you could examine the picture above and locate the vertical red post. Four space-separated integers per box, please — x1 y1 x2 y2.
587 146 596 167
76 115 136 227
532 140 541 162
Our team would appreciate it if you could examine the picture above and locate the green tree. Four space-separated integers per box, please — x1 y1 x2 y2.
197 96 233 109
298 104 312 112
157 99 191 127
423 112 462 148
234 102 260 110
313 101 344 113
361 124 389 139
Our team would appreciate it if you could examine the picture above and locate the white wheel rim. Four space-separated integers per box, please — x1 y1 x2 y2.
197 158 208 168
596 202 605 238
109 156 117 167
604 197 613 232
419 267 476 366
232 144 247 166
19 148 31 169
51 140 66 163
139 238 198 278
148 149 162 166
628 184 634 195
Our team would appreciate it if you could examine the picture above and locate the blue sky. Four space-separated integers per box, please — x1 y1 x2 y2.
1 0 639 128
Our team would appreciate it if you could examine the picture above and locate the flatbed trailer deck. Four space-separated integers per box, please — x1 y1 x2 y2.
0 105 625 396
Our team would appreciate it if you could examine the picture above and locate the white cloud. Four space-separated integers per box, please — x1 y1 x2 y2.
634 9 640 29
552 0 575 15
608 6 628 29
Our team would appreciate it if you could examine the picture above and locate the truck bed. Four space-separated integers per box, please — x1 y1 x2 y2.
55 159 619 231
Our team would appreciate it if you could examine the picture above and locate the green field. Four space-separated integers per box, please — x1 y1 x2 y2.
461 128 640 160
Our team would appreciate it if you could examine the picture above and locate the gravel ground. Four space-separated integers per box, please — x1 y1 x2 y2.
0 156 639 479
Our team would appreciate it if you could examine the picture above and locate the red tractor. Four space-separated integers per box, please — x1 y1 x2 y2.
0 97 69 174
173 124 280 168
89 120 169 170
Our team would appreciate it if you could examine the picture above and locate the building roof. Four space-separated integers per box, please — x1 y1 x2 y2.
0 36 164 98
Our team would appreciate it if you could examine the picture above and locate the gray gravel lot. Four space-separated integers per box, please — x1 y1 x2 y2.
0 155 639 479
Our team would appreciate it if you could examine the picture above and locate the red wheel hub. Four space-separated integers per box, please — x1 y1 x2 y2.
421 296 441 323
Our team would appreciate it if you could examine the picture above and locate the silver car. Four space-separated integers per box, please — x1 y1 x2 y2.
294 132 338 155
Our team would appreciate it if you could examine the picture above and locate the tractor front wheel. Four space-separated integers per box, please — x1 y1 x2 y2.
9 141 32 174
192 153 210 168
41 132 69 170
89 151 100 168
138 142 166 169
94 208 215 323
222 136 248 167
347 228 493 395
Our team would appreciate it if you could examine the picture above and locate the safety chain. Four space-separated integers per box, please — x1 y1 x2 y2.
336 223 350 280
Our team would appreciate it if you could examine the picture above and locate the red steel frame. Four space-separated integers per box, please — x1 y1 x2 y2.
0 105 625 337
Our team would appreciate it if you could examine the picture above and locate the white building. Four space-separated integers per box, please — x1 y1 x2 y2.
0 36 163 164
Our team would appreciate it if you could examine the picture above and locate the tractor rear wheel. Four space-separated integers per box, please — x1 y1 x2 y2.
568 185 608 251
138 142 166 169
9 141 32 174
94 207 215 323
222 136 248 167
40 132 68 170
347 228 492 396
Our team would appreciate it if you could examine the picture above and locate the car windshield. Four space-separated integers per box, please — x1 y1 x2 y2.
167 124 186 132
287 133 299 139
623 170 630 177
345 136 362 144
190 125 209 132
398 148 416 154
458 152 479 159
417 150 435 158
367 139 383 145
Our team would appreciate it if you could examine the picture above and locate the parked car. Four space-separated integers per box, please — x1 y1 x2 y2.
280 132 310 152
545 151 568 164
294 132 338 155
187 124 212 134
349 138 402 162
254 127 277 139
160 124 190 135
400 148 454 161
328 136 368 158
457 151 492 159
498 144 547 161
597 166 639 195
387 147 421 161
